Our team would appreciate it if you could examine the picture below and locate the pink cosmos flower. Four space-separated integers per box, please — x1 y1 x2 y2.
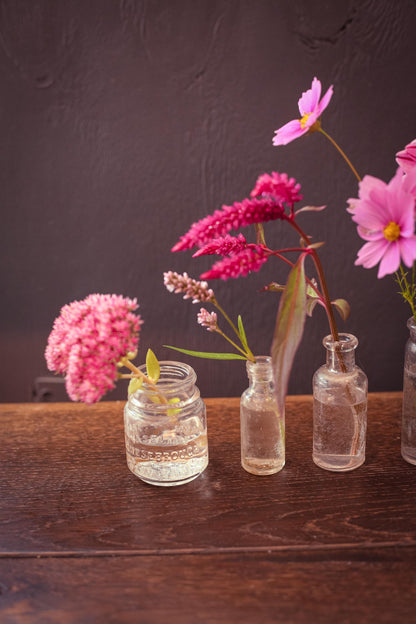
45 294 142 404
272 77 333 146
197 308 218 332
163 271 216 303
200 247 269 281
396 139 416 174
348 169 416 278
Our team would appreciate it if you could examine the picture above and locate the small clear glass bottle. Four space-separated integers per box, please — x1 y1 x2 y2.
124 361 208 486
402 317 416 465
313 334 367 472
240 356 285 475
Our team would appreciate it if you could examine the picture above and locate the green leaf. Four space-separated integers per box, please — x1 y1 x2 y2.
237 315 249 352
128 376 143 396
167 397 181 417
271 254 307 416
332 298 351 321
164 345 246 360
146 348 160 383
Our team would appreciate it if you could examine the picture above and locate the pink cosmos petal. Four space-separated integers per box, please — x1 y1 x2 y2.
387 187 415 234
272 119 305 146
396 139 416 174
356 225 384 242
402 166 416 200
316 85 334 117
398 236 416 268
377 242 401 278
355 239 389 269
298 77 321 115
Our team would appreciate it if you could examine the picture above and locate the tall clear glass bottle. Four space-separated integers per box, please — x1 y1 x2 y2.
240 356 285 475
313 334 367 472
124 361 208 486
402 317 416 465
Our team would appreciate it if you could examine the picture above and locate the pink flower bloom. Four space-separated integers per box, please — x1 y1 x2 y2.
200 247 269 281
193 233 248 257
349 169 416 278
272 77 333 146
163 271 216 303
396 139 416 174
250 171 303 204
45 294 142 404
172 197 286 252
197 308 218 332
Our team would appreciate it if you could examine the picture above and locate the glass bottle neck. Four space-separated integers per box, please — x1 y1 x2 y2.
323 334 357 373
246 356 274 388
408 316 416 342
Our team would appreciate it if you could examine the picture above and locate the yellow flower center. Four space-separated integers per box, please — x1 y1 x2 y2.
300 112 311 129
383 221 401 242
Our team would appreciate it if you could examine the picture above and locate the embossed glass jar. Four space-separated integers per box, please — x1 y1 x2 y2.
124 361 208 486
313 333 367 472
402 317 416 465
240 356 285 475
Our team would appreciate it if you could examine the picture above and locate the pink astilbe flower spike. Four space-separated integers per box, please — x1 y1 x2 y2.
193 233 248 257
172 197 286 252
163 271 216 303
250 171 303 204
396 139 416 174
348 169 416 278
197 308 218 332
200 247 269 281
45 294 143 404
273 77 333 146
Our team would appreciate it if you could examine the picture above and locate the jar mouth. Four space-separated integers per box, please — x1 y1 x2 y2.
128 361 199 412
137 360 196 390
323 333 358 352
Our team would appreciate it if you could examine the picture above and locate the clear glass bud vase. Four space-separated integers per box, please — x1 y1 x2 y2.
402 317 416 465
240 356 285 475
124 361 208 486
313 334 367 472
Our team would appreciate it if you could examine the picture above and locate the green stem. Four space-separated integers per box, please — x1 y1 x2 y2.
216 327 254 360
317 127 361 183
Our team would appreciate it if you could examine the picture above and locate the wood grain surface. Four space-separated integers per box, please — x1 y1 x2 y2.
1 394 415 623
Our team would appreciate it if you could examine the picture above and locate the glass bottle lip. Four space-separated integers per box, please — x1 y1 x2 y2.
246 355 273 378
322 333 358 352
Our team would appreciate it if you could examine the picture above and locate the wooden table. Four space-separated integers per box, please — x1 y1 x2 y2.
0 393 415 623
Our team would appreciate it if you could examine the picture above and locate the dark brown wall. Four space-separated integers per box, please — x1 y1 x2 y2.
1 0 415 402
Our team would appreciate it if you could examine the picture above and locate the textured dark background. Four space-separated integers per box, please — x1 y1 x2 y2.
1 0 415 402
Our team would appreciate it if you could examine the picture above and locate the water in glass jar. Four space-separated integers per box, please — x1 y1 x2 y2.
125 417 208 486
313 398 366 471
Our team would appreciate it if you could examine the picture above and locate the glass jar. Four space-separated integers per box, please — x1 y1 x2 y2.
313 333 367 471
402 317 416 465
124 361 208 486
240 356 285 475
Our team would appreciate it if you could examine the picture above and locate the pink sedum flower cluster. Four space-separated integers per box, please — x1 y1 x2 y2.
45 294 142 404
